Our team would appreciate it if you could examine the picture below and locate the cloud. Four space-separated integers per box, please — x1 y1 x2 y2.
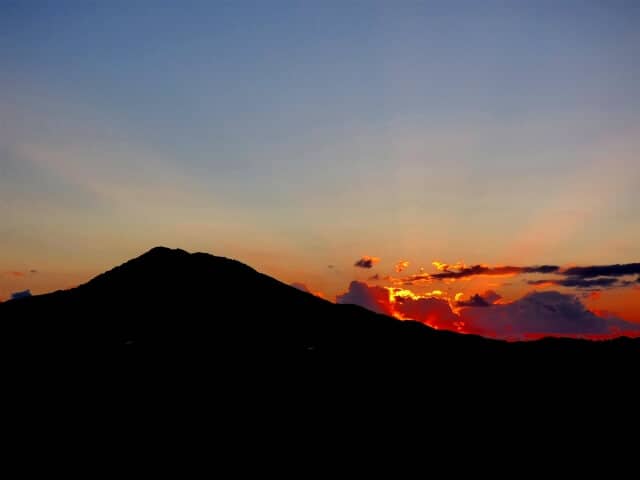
3 270 36 277
394 297 459 329
562 263 640 278
528 277 620 289
394 261 640 293
395 260 410 273
430 264 559 280
432 261 453 272
457 294 490 307
336 280 639 340
481 290 502 304
335 282 459 330
10 290 32 300
562 277 619 288
354 256 380 269
5 271 25 278
400 264 559 283
459 291 640 340
457 290 502 307
336 281 392 315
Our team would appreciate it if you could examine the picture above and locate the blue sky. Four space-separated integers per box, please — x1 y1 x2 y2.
1 1 640 312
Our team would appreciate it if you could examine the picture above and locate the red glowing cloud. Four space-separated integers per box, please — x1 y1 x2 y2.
336 281 640 341
338 255 640 337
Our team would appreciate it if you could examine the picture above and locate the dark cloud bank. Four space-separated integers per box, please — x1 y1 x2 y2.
396 262 640 291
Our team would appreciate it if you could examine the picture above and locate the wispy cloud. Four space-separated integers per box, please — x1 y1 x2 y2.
16 142 220 217
399 264 559 283
392 260 640 293
528 277 620 289
5 271 25 278
431 264 559 280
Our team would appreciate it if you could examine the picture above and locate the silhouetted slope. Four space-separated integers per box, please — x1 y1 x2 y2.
1 247 638 375
3 248 636 461
0 247 467 356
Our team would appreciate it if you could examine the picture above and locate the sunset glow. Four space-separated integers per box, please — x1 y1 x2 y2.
335 259 640 340
2 2 639 341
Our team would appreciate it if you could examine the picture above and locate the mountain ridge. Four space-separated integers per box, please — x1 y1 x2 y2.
1 247 639 368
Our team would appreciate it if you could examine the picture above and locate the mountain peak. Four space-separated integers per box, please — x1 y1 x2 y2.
143 246 190 257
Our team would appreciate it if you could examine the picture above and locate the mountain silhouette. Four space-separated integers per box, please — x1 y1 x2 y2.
3 244 640 434
1 247 638 383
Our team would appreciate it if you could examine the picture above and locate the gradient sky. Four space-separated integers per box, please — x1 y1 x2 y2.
2 1 639 330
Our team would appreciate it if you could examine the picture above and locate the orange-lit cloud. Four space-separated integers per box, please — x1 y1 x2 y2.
336 281 393 316
432 261 449 272
432 261 466 272
361 258 640 335
5 271 25 277
394 260 410 273
582 287 640 324
354 256 380 269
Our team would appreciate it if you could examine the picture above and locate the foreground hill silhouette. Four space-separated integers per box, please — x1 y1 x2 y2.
1 247 638 370
3 248 635 462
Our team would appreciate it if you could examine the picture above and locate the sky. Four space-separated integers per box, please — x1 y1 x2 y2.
1 1 639 338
